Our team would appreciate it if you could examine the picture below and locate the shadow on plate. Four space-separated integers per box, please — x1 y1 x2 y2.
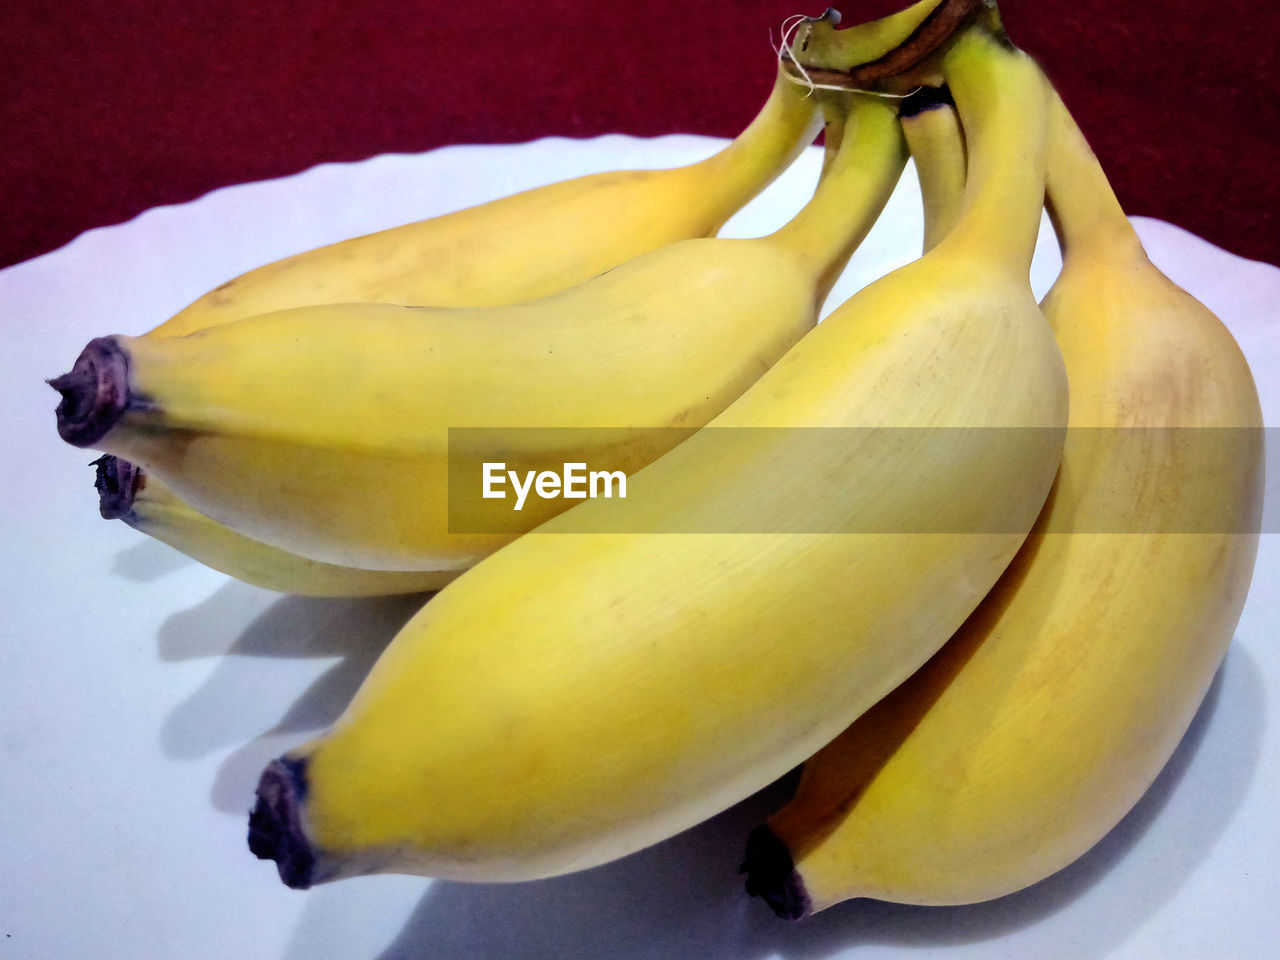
111 537 196 581
279 644 1261 960
155 579 435 812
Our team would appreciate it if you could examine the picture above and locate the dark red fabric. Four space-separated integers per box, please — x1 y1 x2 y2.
3 0 1278 270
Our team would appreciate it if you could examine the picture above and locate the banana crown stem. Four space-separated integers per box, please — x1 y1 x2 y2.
933 27 1048 277
793 0 986 89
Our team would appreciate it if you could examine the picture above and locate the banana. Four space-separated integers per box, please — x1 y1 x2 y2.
740 84 1264 917
93 455 454 597
51 88 909 572
148 63 825 339
242 27 1066 890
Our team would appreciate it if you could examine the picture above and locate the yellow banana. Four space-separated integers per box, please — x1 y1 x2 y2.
52 89 909 572
242 26 1066 890
148 63 825 339
93 456 453 597
740 85 1264 916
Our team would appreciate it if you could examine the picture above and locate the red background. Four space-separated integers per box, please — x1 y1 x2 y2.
3 0 1278 271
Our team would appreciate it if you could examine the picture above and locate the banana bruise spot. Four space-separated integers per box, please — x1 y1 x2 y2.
248 756 317 890
798 0 987 88
92 454 144 520
897 84 955 118
49 336 132 448
741 825 812 920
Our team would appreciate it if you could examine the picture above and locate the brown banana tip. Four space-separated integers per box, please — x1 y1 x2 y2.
92 455 144 520
49 336 131 448
741 824 812 921
248 756 316 890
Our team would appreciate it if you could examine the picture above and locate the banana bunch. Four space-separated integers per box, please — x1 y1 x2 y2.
43 0 1262 918
241 24 1067 887
57 42 834 591
737 3 1265 918
52 74 907 574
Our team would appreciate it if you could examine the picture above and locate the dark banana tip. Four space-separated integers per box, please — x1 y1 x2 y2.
248 756 316 890
741 824 812 921
49 336 130 448
92 455 144 520
898 84 955 119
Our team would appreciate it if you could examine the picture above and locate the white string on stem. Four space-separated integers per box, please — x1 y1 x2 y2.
773 13 923 101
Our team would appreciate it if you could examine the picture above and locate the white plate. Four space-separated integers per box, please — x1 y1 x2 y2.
2 136 1278 960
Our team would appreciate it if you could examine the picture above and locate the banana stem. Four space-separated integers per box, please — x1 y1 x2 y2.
766 90 908 301
937 27 1048 276
899 86 967 254
792 0 988 90
689 67 824 227
1044 92 1139 257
